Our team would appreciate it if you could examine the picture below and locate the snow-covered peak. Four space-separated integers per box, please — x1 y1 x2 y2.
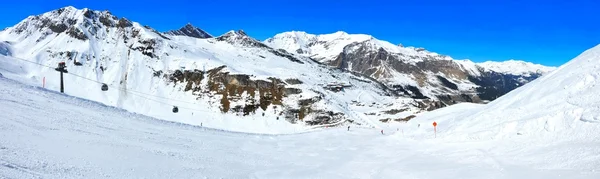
0 5 174 47
164 23 212 39
277 31 316 39
267 31 317 46
219 30 248 37
478 60 556 76
265 31 374 61
215 29 271 49
318 31 371 43
265 31 452 63
264 31 317 54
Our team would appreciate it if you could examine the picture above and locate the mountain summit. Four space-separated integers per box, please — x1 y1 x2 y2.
164 23 212 39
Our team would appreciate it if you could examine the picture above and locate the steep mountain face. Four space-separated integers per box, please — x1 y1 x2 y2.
265 31 555 104
0 6 433 133
164 23 212 39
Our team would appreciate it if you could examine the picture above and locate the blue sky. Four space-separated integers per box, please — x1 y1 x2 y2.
1 0 598 66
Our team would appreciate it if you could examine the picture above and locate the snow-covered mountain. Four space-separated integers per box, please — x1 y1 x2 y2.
265 31 555 103
265 31 440 64
164 23 213 39
0 6 558 133
478 59 556 76
0 6 432 133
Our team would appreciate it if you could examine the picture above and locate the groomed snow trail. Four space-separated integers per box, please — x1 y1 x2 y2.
1 76 598 178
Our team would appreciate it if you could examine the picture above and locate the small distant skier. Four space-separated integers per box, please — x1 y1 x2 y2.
418 124 421 128
381 130 384 135
347 126 350 131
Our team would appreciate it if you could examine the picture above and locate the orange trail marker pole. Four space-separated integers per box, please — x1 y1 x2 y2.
433 121 438 138
43 77 45 88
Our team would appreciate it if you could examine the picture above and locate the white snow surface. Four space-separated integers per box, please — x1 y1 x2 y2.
1 73 599 178
478 60 557 76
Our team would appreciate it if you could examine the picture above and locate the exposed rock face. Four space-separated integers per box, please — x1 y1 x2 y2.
164 65 353 125
333 44 542 106
164 23 212 39
266 31 555 110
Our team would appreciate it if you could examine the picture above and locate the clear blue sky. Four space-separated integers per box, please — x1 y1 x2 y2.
1 0 598 66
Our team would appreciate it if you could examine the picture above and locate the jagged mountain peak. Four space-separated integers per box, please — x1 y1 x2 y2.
215 29 271 48
219 29 248 37
1 6 176 44
53 6 79 14
236 29 247 36
164 23 212 39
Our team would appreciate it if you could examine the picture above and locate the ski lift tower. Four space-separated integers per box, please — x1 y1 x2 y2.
55 62 68 93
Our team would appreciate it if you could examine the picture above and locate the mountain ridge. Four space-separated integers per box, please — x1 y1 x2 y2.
0 6 435 133
0 6 554 133
265 30 554 75
265 30 555 103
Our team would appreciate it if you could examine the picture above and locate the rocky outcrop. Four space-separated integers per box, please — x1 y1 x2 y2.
164 23 212 39
163 65 357 125
329 39 544 105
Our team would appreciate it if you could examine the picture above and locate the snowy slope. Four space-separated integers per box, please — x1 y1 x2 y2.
478 60 557 76
1 76 599 178
409 44 600 141
0 6 426 133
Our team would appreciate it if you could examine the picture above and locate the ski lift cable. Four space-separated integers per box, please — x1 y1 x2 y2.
67 73 213 111
65 70 206 106
12 57 200 104
9 57 213 113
